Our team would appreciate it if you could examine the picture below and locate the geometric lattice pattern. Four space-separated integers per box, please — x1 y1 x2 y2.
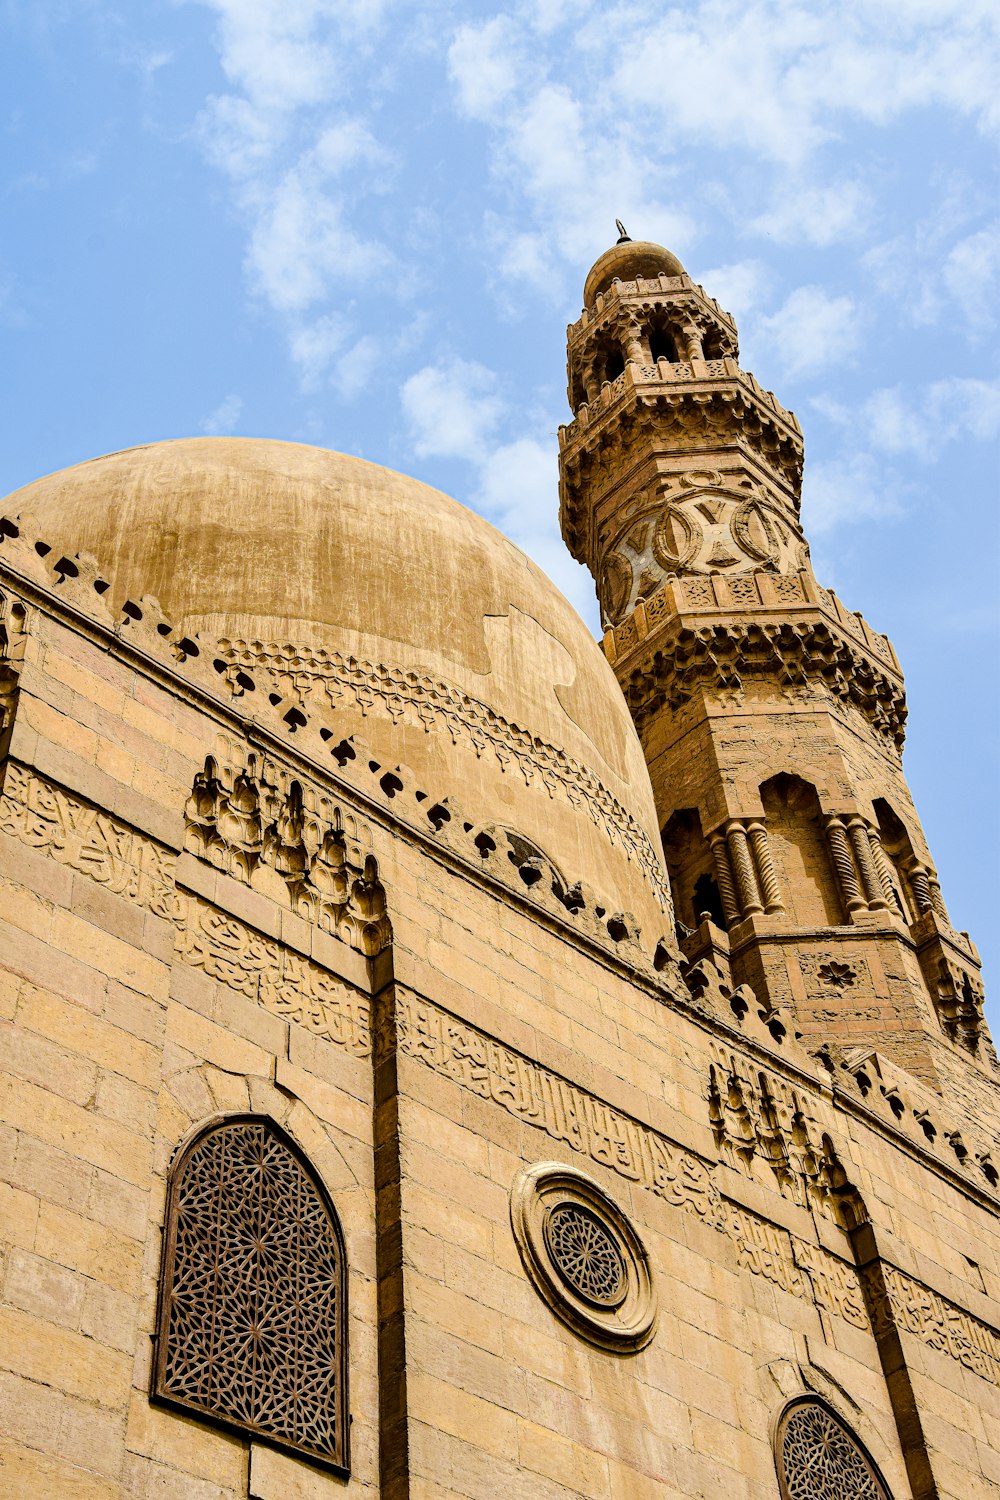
544 1202 627 1307
153 1118 348 1472
776 1399 892 1500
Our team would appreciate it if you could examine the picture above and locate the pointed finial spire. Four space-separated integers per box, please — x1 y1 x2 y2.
615 219 631 244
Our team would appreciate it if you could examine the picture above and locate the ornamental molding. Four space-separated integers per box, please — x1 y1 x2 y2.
172 891 372 1058
619 614 907 749
0 760 176 915
391 988 1000 1379
392 990 721 1224
863 1260 1000 1385
185 748 391 957
510 1161 656 1352
567 274 738 348
215 634 672 915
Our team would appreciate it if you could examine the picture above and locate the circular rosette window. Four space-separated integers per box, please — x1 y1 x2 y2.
510 1162 656 1351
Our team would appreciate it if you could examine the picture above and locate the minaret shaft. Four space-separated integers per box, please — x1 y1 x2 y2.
561 237 990 1089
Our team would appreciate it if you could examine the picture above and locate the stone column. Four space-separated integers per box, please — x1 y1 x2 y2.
709 833 741 929
726 821 763 917
824 815 866 916
581 359 600 405
623 322 646 366
746 821 784 914
928 872 949 924
847 816 889 910
868 830 903 915
904 858 934 913
681 324 704 361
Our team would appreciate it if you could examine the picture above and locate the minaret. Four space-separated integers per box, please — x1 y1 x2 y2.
560 230 990 1091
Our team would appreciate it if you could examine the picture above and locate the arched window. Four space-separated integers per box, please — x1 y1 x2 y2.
775 1397 893 1500
153 1116 349 1473
662 808 727 929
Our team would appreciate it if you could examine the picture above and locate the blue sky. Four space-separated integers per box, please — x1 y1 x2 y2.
2 1 998 1023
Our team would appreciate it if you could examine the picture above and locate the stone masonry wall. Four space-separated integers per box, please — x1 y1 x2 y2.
0 584 998 1499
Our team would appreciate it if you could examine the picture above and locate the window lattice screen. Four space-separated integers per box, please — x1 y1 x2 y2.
776 1398 892 1500
153 1116 348 1472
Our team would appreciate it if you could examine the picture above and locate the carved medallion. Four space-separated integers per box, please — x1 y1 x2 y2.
510 1162 656 1351
601 486 805 624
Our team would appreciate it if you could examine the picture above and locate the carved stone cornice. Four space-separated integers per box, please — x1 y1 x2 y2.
604 573 906 748
911 910 990 1056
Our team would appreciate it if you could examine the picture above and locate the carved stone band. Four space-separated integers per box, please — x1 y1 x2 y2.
510 1161 656 1353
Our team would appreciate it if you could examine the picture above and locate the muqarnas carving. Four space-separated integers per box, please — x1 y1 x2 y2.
153 1116 349 1473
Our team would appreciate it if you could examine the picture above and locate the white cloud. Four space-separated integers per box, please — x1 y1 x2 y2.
800 451 903 535
868 378 1000 459
197 93 281 177
750 179 872 247
816 377 1000 462
401 359 505 463
474 435 600 626
865 213 1000 332
756 285 859 378
201 393 243 434
188 0 398 384
333 334 381 400
443 0 1000 310
610 0 1000 161
198 0 346 112
245 159 391 313
448 17 522 120
698 260 771 324
942 222 1000 329
289 313 347 386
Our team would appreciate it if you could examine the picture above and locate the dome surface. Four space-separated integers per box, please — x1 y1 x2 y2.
583 241 686 308
5 438 670 929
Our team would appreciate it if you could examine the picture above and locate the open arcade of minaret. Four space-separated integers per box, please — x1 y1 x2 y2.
0 235 996 1500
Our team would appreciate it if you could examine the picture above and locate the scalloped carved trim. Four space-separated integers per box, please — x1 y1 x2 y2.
215 634 672 913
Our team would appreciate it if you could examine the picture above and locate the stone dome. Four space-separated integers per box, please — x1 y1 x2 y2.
583 240 686 309
4 437 670 932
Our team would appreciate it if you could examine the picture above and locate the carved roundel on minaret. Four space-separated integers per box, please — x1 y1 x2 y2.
510 1162 656 1351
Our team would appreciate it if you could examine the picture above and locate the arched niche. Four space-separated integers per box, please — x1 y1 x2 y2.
662 808 726 929
760 774 841 927
872 798 919 922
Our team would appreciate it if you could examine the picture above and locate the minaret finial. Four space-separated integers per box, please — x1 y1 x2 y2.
615 219 630 244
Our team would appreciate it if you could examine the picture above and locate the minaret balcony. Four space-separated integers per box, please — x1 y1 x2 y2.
558 355 801 454
603 567 907 751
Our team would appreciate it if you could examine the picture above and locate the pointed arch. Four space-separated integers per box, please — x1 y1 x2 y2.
774 1396 893 1499
152 1115 349 1474
760 774 841 926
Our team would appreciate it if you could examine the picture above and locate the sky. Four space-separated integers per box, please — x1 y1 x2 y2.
2 0 998 1024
